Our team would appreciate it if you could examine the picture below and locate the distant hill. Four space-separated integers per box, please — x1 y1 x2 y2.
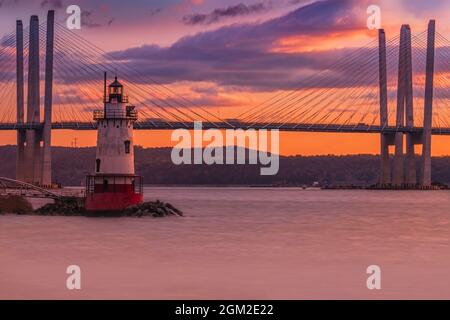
1 145 450 186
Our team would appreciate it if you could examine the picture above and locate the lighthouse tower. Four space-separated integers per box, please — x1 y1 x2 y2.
85 74 143 211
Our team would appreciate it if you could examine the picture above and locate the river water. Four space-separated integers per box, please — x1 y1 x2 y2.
1 187 450 299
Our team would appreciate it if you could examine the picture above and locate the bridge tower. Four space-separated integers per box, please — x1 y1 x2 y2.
16 20 25 182
378 21 435 187
393 24 415 186
378 29 390 185
420 20 436 187
42 10 55 187
23 15 41 185
16 11 54 187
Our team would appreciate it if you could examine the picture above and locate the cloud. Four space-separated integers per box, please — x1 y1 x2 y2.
149 8 162 17
40 0 63 9
106 17 116 26
80 10 117 28
182 2 269 25
107 0 366 91
401 0 449 14
81 11 102 28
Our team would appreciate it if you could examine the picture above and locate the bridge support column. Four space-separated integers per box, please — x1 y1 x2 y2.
393 26 407 186
420 20 435 187
42 10 55 187
404 26 416 186
16 20 25 182
378 29 390 185
393 136 404 186
392 25 416 186
24 15 41 185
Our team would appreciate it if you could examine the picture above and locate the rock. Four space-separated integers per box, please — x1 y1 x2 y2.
121 200 184 217
2 195 183 218
0 195 33 215
35 197 85 216
166 203 183 216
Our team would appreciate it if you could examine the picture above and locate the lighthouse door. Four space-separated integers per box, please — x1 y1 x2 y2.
96 159 101 173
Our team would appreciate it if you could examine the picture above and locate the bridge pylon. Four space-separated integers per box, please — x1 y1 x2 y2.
15 20 25 182
420 20 435 187
16 11 54 187
378 21 435 187
378 29 391 185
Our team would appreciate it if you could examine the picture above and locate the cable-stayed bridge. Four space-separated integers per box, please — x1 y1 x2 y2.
0 11 449 188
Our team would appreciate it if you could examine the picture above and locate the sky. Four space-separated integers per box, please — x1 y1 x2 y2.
0 0 449 155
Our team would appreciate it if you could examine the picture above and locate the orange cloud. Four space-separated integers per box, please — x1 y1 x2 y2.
272 29 374 54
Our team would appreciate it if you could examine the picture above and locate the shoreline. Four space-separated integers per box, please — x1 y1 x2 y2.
0 196 183 218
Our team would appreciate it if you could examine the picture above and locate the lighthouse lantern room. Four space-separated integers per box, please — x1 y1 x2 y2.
85 73 143 211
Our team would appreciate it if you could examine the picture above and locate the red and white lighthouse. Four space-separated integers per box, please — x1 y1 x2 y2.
85 74 143 211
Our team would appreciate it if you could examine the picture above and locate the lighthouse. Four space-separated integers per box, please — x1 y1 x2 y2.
85 74 143 211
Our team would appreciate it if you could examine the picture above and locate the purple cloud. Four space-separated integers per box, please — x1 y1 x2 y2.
401 0 449 14
107 0 365 91
40 0 63 9
182 2 269 25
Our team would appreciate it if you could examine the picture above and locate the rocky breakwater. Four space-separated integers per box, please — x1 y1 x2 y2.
122 200 183 217
0 195 33 214
0 195 183 218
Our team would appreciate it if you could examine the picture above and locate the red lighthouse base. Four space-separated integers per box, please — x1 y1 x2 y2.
85 174 143 212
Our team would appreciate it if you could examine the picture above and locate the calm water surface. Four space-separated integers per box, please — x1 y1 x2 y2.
1 187 450 299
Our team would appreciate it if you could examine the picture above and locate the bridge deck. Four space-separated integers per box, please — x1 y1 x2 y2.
1 122 450 135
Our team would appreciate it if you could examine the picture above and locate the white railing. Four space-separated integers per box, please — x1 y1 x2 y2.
93 109 138 120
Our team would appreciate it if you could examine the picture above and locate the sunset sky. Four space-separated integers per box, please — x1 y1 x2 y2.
0 0 449 155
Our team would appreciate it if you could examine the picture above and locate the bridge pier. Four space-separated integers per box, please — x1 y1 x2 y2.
24 15 41 185
42 10 55 187
420 20 435 187
16 12 54 187
378 29 391 185
16 20 25 182
392 25 412 186
378 21 436 188
404 25 416 186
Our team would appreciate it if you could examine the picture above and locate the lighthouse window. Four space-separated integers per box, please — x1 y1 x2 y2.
96 159 101 172
124 140 131 154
